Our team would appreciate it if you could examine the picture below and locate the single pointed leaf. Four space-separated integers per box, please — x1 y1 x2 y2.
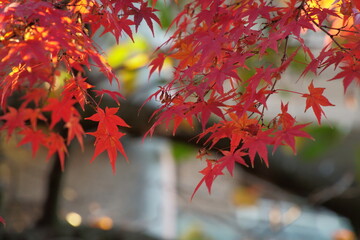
86 107 130 131
42 98 77 129
65 115 85 150
45 133 68 170
87 127 127 173
134 2 161 36
18 128 46 158
0 107 27 138
23 108 47 130
302 82 335 124
191 160 223 199
149 53 166 78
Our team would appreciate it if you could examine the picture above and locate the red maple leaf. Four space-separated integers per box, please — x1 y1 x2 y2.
0 107 27 138
273 123 313 154
21 88 47 107
133 2 161 36
219 149 248 176
42 98 77 129
86 107 129 171
331 64 360 92
65 115 85 150
87 127 127 172
302 82 335 124
45 132 68 170
191 150 248 199
18 128 46 157
149 53 166 78
277 102 296 129
192 93 226 130
241 129 273 167
191 160 223 199
97 12 134 42
86 107 129 132
23 108 47 130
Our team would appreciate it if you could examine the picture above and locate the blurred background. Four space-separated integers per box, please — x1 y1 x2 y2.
1 0 360 239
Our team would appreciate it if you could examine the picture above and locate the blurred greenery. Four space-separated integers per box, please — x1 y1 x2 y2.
297 125 343 162
180 225 214 240
107 37 150 93
155 0 174 29
107 38 149 68
288 46 308 74
171 141 197 163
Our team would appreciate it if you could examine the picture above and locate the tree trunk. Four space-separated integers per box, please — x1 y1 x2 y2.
35 154 64 228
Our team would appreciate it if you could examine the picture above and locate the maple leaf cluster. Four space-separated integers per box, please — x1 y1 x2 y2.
0 0 160 170
0 0 360 198
147 0 360 196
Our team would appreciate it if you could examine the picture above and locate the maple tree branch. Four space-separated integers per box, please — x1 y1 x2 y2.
320 25 359 34
300 6 351 53
257 35 290 126
296 0 306 20
276 89 303 95
281 36 289 64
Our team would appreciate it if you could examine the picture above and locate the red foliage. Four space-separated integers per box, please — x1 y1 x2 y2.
146 0 359 196
0 0 359 197
0 216 5 226
302 81 335 124
0 0 158 171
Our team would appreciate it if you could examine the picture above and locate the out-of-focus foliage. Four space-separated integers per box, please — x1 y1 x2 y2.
297 126 343 162
107 38 150 93
171 141 197 163
180 225 214 240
